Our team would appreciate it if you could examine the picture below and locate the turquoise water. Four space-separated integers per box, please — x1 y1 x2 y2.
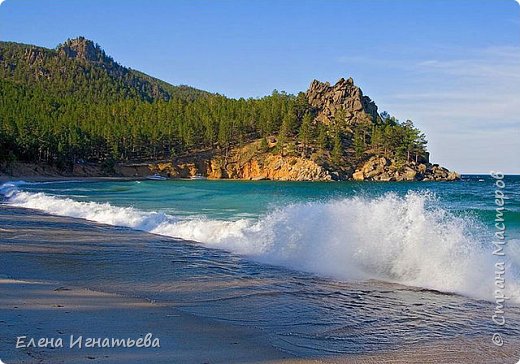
2 174 520 300
1 175 520 356
5 175 520 223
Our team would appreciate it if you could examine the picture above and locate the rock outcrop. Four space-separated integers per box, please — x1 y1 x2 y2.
144 140 459 182
352 156 460 182
306 77 379 126
148 140 332 181
58 37 110 64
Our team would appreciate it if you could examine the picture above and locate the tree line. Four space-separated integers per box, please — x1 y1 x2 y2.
0 78 428 169
0 40 428 170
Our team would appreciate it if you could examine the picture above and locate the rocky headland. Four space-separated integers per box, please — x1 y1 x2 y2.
138 77 459 182
0 38 458 182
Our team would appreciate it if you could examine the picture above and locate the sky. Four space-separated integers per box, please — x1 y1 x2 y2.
0 0 519 173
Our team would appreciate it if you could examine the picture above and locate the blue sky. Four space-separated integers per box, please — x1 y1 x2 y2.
1 0 519 173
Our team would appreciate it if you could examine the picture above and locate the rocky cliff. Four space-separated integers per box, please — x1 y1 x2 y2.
306 77 379 126
352 156 460 182
140 146 458 183
147 140 332 181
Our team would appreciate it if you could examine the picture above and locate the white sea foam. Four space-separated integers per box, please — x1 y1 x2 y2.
2 181 519 303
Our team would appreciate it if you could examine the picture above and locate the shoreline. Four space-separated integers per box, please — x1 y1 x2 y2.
4 276 518 364
0 159 462 183
2 206 520 363
0 206 294 364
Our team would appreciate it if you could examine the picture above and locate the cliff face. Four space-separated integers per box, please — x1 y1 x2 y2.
306 77 379 126
148 140 332 181
143 149 458 182
207 154 331 181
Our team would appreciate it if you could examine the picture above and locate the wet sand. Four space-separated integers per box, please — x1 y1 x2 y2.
0 206 292 363
1 205 519 363
0 278 295 364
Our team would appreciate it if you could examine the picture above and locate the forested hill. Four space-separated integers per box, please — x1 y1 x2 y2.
0 37 458 181
0 37 207 102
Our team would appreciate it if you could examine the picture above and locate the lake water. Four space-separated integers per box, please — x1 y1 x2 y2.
1 175 519 356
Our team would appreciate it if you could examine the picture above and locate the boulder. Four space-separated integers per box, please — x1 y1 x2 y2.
352 170 364 181
403 167 417 181
447 171 460 181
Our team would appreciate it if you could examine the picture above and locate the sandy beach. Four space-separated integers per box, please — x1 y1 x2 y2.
0 278 294 364
2 276 518 364
0 206 292 364
1 205 519 363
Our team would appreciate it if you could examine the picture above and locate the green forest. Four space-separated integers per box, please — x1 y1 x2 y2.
0 38 427 170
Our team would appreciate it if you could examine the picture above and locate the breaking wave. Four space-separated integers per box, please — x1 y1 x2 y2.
2 181 519 303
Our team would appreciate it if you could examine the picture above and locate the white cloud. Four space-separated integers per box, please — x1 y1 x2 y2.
367 46 520 173
414 47 520 81
399 47 520 126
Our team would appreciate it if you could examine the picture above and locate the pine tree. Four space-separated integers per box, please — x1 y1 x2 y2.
298 113 312 154
331 131 343 164
370 125 383 154
334 109 347 127
317 124 329 150
353 129 364 158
